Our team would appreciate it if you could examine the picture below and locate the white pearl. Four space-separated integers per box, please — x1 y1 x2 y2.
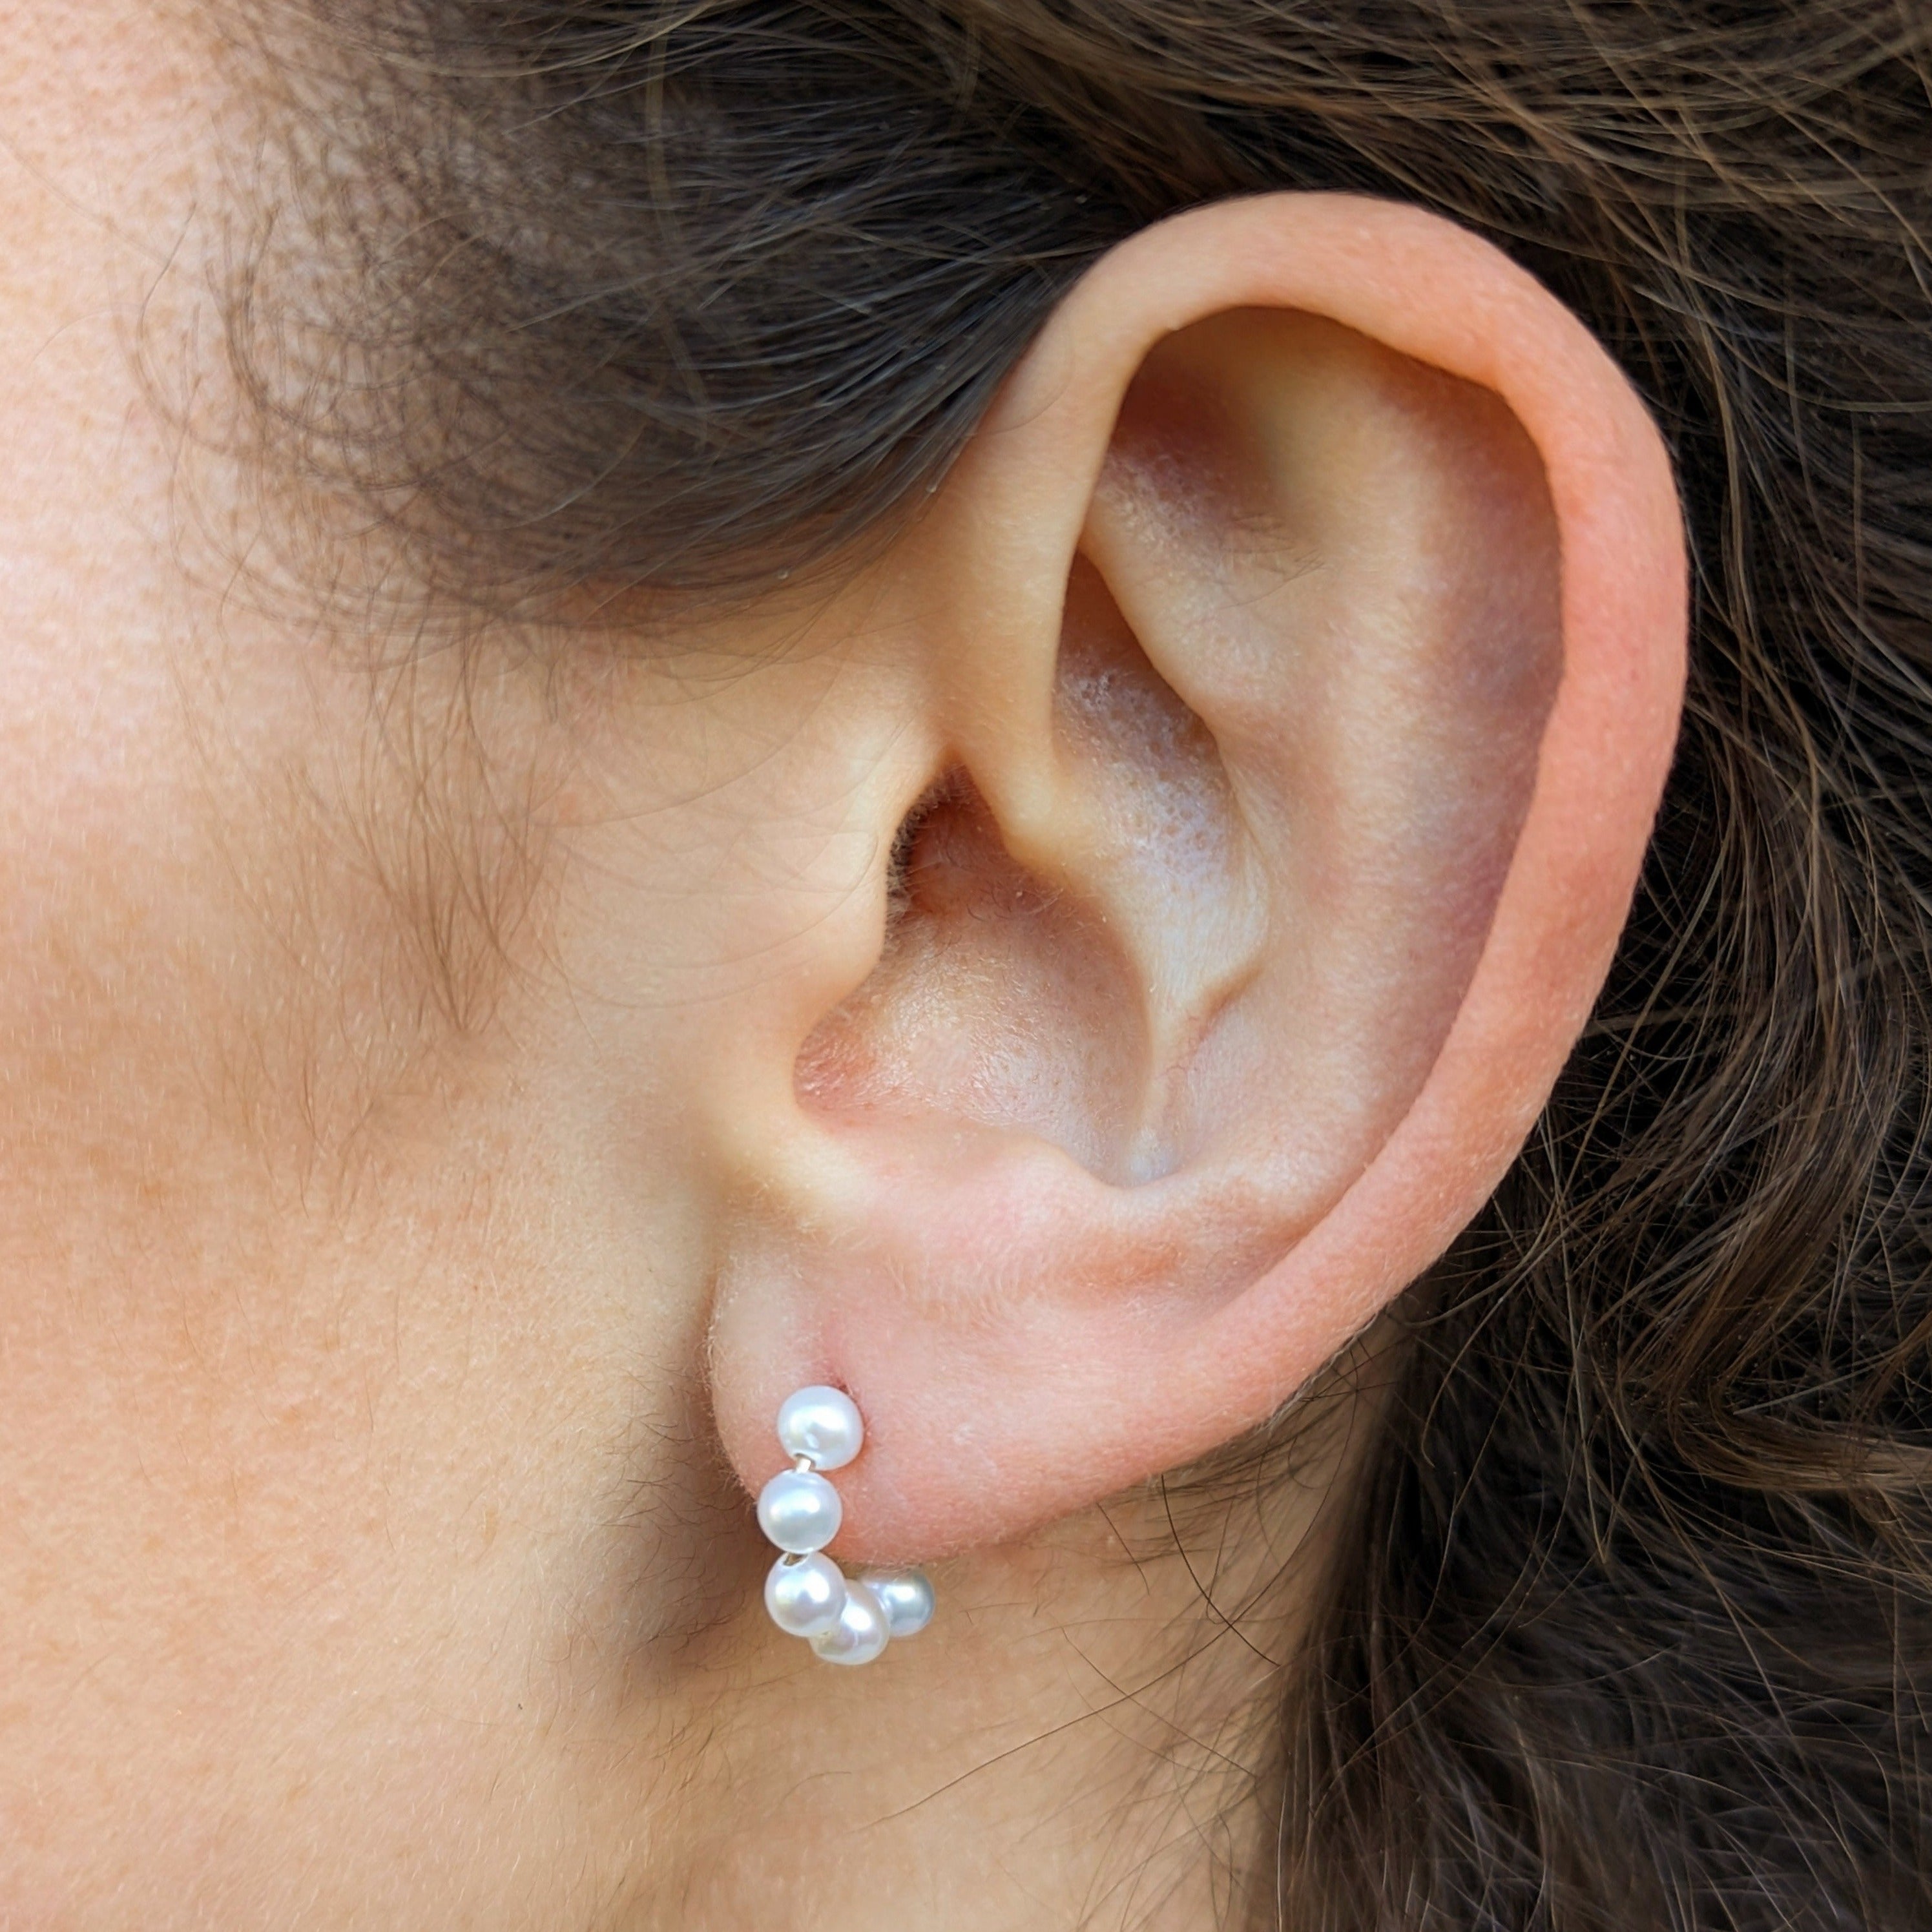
775 1386 864 1472
809 1578 891 1666
764 1552 846 1638
756 1468 842 1553
863 1568 935 1638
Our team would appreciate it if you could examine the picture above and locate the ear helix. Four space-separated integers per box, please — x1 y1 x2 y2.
756 1386 934 1666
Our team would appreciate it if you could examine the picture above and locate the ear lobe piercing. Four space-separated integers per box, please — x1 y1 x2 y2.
756 1385 933 1665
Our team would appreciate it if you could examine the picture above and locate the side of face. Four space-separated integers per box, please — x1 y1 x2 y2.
0 6 1684 1924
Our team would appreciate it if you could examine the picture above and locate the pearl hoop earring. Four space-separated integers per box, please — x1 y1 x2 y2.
757 1386 934 1666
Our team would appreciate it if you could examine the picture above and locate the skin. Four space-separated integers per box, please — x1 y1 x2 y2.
0 3 1685 1927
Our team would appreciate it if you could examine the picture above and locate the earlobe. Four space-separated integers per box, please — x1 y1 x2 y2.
707 193 1687 1566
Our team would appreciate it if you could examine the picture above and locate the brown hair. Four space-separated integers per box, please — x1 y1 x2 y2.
240 1 1932 1922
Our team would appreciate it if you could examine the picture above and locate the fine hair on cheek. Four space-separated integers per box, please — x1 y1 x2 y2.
168 597 574 1196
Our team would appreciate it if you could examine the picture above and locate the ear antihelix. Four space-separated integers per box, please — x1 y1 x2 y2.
756 1385 934 1667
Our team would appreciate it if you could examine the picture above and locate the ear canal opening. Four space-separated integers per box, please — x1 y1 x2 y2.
884 765 973 923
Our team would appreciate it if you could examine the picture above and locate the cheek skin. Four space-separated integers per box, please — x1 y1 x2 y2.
0 154 729 1907
0 654 703 1920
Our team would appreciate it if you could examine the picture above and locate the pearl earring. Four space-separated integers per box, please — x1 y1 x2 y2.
756 1385 935 1666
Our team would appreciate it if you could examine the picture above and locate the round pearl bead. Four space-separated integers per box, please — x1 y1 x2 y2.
775 1386 864 1472
764 1552 847 1638
809 1578 891 1666
863 1568 935 1639
756 1468 842 1553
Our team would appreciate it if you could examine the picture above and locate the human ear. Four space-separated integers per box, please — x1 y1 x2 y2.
705 193 1687 1561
